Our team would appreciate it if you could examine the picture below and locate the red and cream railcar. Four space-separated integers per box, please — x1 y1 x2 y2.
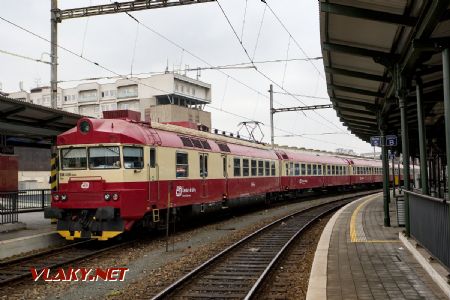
278 151 350 190
45 116 385 240
349 158 383 185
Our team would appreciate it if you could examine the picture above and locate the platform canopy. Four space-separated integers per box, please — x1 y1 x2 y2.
0 94 81 148
320 0 450 153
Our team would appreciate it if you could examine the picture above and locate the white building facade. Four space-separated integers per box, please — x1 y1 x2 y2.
8 73 212 127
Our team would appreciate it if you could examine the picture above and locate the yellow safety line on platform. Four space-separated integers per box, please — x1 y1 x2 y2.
350 194 399 243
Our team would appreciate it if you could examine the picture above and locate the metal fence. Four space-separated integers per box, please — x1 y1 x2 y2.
0 189 51 225
407 190 450 270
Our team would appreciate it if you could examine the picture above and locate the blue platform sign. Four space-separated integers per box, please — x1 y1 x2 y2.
370 136 382 147
386 135 397 147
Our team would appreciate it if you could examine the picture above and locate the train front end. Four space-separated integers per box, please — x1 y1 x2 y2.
45 118 149 240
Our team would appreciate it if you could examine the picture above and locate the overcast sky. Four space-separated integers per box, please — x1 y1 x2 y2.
0 0 378 154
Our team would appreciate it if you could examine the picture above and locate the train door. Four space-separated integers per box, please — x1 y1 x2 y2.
222 154 228 199
199 153 208 198
148 147 159 202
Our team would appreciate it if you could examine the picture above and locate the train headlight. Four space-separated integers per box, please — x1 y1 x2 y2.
112 193 119 201
61 194 68 201
104 193 111 201
52 194 60 202
79 120 91 134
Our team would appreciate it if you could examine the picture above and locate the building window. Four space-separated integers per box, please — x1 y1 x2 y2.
79 90 98 102
176 152 189 178
117 85 138 99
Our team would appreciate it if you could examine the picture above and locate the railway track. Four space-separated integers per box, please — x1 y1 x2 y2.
151 195 359 300
0 238 130 286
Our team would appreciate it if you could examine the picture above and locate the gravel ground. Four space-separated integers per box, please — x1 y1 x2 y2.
256 213 332 299
0 192 363 300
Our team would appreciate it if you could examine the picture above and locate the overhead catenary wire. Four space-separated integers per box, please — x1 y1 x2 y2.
215 0 346 133
0 48 50 64
0 14 360 149
264 1 325 80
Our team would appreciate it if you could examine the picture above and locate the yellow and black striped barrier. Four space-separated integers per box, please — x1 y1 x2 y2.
50 152 58 224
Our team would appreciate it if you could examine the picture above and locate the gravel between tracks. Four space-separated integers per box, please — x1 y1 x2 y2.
0 194 352 300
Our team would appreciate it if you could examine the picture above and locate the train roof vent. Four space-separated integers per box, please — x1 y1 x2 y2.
217 143 230 152
200 140 211 150
179 136 193 147
191 138 203 148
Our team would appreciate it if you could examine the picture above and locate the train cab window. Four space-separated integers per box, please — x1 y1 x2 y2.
301 164 306 175
294 163 300 176
271 161 276 176
318 165 322 175
176 152 189 178
149 148 156 168
123 147 144 169
258 161 264 176
89 146 120 169
199 153 208 178
313 164 317 175
307 164 312 175
252 160 258 176
265 161 270 176
233 158 241 177
243 159 250 177
61 147 87 170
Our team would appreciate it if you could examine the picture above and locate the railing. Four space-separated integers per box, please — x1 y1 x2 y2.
404 190 450 270
0 190 51 225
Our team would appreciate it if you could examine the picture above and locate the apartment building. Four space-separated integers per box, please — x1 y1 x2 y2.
7 73 212 127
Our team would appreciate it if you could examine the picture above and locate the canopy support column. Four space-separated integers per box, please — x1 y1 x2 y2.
381 130 391 227
416 78 429 195
443 48 450 203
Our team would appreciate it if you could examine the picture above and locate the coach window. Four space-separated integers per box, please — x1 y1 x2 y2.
233 158 241 177
176 152 189 178
313 164 317 175
61 147 87 170
149 148 156 168
199 153 208 178
265 161 270 176
307 164 312 175
318 164 322 175
258 161 264 176
294 163 300 176
301 163 306 175
271 161 276 176
89 146 120 169
327 165 331 175
124 147 144 169
242 159 250 177
252 160 257 176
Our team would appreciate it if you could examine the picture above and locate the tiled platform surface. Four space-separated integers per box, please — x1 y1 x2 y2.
327 194 447 300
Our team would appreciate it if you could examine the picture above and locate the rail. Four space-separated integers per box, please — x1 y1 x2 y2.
0 190 51 225
403 190 450 270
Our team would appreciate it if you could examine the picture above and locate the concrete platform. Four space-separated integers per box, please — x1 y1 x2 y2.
307 193 448 300
0 212 65 260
